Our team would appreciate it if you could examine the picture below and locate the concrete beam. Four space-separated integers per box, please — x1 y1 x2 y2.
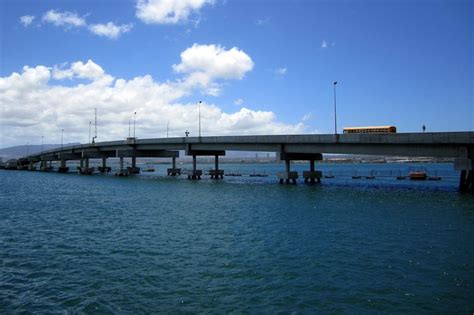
186 149 225 156
277 152 323 161
116 150 179 158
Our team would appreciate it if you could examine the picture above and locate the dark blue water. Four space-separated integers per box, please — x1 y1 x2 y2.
1 164 473 313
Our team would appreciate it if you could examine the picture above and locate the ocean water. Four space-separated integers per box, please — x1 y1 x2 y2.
1 163 473 313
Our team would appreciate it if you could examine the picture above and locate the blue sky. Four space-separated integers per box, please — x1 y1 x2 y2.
0 0 472 147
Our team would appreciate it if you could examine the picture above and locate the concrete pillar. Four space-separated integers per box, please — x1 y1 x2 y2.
210 155 223 179
459 170 474 194
85 158 89 169
310 160 315 172
277 159 298 184
132 157 136 168
58 159 69 173
102 157 107 168
187 155 202 179
80 159 84 168
455 158 474 194
120 157 124 171
167 156 181 176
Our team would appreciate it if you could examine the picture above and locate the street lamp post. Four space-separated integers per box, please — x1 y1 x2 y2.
61 129 64 149
133 112 137 138
89 121 92 144
333 81 338 135
198 101 202 137
41 136 44 153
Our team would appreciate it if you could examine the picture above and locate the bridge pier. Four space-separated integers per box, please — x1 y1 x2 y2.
58 159 69 173
98 157 111 173
167 156 181 176
185 148 225 180
128 156 140 175
303 159 322 184
455 158 474 193
79 157 94 175
188 155 202 180
116 157 128 176
277 159 298 184
210 155 224 179
28 161 36 171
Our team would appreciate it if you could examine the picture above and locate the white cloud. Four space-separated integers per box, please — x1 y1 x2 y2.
173 44 254 95
321 40 328 48
302 113 312 121
136 0 214 24
234 98 244 106
0 48 306 147
40 9 132 39
20 15 35 27
255 17 270 26
52 60 114 85
273 67 287 76
88 22 133 39
42 10 86 27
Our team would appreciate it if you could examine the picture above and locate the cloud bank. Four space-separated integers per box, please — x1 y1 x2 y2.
0 44 305 147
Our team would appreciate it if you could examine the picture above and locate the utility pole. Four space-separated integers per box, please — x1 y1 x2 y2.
198 101 202 137
128 120 131 138
333 81 338 135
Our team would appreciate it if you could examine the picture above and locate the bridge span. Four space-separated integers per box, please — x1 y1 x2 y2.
8 132 474 192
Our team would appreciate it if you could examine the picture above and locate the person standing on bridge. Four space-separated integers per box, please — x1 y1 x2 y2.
422 124 426 132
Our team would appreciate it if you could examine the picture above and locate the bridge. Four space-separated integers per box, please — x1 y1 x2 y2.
7 131 474 193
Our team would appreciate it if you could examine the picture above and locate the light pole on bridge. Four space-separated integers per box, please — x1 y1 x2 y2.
61 129 64 150
333 81 338 135
198 101 202 138
133 112 137 138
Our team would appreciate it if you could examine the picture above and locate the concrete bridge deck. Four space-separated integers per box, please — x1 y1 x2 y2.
6 132 474 192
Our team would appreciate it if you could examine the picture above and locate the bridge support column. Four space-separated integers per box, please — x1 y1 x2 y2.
98 157 110 173
188 155 202 180
58 159 69 173
115 157 128 176
303 159 322 184
210 155 224 179
455 158 474 194
27 161 35 171
167 156 181 176
128 156 140 175
80 157 93 175
277 159 298 184
40 160 48 172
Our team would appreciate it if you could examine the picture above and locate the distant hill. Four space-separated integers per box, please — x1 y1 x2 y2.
0 144 80 160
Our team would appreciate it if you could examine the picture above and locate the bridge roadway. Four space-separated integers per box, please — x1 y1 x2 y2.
13 132 474 192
